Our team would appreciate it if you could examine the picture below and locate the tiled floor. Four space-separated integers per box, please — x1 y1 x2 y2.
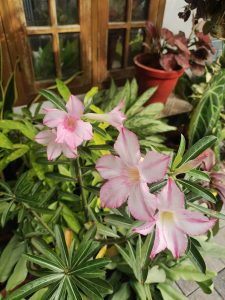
176 222 225 299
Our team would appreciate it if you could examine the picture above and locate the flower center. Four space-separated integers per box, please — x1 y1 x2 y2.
64 115 76 131
160 211 174 224
128 167 140 183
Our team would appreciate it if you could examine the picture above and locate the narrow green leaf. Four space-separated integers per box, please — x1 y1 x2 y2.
2 71 17 118
96 223 119 238
77 277 112 295
62 205 81 234
45 173 75 182
187 169 210 182
56 79 71 101
72 258 110 275
6 256 28 291
73 277 102 300
115 244 133 269
111 282 131 300
39 89 66 111
104 214 133 228
24 254 63 272
0 132 13 149
187 238 206 274
187 202 225 220
145 266 166 284
141 232 155 269
66 277 82 300
0 120 36 140
1 200 14 227
6 274 63 300
178 136 217 167
55 225 69 266
87 144 113 151
157 282 187 300
172 134 186 170
177 179 217 203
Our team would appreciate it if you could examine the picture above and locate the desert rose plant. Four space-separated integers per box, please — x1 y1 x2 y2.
1 83 225 300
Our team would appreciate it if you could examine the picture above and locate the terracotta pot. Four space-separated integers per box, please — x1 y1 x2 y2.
134 53 184 105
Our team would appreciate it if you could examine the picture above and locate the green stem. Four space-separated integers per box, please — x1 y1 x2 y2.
74 158 89 221
23 203 55 237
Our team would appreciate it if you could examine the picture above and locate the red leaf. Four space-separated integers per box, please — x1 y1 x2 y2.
160 53 178 71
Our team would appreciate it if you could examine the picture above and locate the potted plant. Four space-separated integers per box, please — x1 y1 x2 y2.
133 22 215 104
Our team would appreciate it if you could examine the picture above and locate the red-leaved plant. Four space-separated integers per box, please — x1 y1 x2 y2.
144 21 216 75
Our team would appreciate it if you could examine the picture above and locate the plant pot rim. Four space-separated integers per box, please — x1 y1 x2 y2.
134 53 184 77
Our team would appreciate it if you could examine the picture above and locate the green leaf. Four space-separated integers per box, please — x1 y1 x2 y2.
77 277 112 295
188 70 225 145
6 256 28 291
157 283 187 300
0 235 26 283
0 145 29 172
108 78 117 101
73 277 102 300
73 258 110 275
0 120 36 140
126 86 157 117
187 169 210 182
2 71 17 118
187 202 225 220
111 282 131 300
87 144 113 151
105 81 130 112
56 79 71 101
28 288 48 300
172 134 186 170
115 244 133 269
177 179 217 203
96 223 119 238
24 254 63 272
0 132 13 149
84 87 98 106
1 200 14 227
145 266 166 284
39 89 66 111
141 232 155 269
130 281 147 300
66 277 82 300
62 205 81 234
126 78 138 111
71 240 99 268
6 274 63 300
45 172 75 182
178 135 217 167
104 214 133 228
55 225 69 266
187 238 206 274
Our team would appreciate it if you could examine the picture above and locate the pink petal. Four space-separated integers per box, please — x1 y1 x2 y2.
43 109 66 128
66 95 84 118
56 124 83 149
108 102 127 130
100 177 130 208
96 155 126 179
157 179 185 211
62 144 77 159
75 120 93 140
35 130 55 145
176 210 216 236
47 142 62 160
163 222 188 258
150 224 167 259
133 220 156 235
114 128 141 166
140 151 170 183
128 183 157 220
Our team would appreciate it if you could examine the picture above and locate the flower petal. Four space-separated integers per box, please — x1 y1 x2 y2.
114 128 141 166
150 224 167 259
163 222 188 258
176 210 216 236
96 155 126 179
47 142 62 160
35 130 55 145
100 177 130 208
157 179 184 211
56 124 83 149
140 151 170 183
43 109 66 128
75 120 93 140
133 220 156 235
66 95 84 118
212 182 225 204
128 183 157 220
62 144 77 159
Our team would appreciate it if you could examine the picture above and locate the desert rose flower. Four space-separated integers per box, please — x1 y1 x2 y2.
84 102 126 131
96 128 170 220
43 95 93 150
35 129 77 160
134 179 216 259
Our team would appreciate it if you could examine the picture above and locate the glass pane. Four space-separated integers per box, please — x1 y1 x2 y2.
128 28 144 65
23 0 49 26
29 35 55 80
132 0 149 21
109 0 127 22
59 33 81 78
108 29 125 70
56 0 79 25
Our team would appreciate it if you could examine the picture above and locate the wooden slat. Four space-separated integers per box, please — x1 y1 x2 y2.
26 25 80 35
123 0 132 68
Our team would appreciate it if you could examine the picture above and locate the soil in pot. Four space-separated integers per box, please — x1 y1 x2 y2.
134 53 184 105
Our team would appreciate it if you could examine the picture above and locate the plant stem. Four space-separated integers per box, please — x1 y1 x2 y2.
74 158 89 221
23 203 55 237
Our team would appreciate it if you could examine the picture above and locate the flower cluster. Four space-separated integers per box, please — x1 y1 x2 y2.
97 129 216 259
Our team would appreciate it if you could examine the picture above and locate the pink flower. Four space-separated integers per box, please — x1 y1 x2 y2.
84 102 126 131
43 95 93 150
134 179 216 259
96 128 170 219
35 129 77 160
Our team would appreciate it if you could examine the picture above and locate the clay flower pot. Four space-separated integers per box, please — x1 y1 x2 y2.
134 53 184 105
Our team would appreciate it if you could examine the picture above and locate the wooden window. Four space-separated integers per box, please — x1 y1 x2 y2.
0 0 165 105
